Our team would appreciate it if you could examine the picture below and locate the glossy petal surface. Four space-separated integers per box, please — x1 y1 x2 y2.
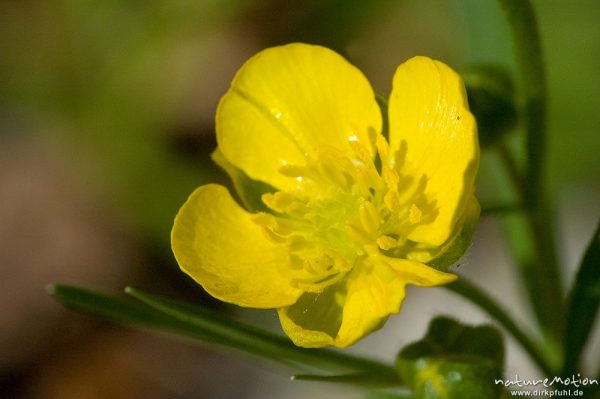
388 56 479 246
216 43 382 191
171 184 302 308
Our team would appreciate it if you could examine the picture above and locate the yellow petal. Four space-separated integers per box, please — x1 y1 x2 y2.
335 259 455 347
427 192 480 269
333 262 407 348
217 43 382 192
382 257 457 287
278 313 335 348
171 184 302 308
388 56 479 246
278 258 456 348
278 281 345 348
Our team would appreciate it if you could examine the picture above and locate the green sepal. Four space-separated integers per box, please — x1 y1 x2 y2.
462 65 518 148
396 316 504 399
211 148 277 212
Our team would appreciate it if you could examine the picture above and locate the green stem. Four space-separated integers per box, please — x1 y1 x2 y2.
497 0 564 345
496 143 563 366
496 0 545 203
480 202 522 216
446 278 554 375
497 143 523 195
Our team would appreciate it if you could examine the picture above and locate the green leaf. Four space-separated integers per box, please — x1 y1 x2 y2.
365 391 416 399
48 284 396 376
445 278 553 375
47 284 185 330
462 65 518 148
124 286 308 369
396 316 504 399
124 287 397 376
562 219 600 374
292 372 402 388
47 284 237 345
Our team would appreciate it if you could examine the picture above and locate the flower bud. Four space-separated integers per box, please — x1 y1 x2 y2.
396 316 504 399
462 65 518 148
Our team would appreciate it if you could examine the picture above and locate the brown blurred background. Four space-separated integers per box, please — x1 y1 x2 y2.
1 0 599 398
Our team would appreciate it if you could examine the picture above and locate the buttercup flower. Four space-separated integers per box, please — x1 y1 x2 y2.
172 43 479 348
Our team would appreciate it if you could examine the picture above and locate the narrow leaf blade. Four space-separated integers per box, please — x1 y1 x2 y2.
48 284 225 343
48 284 396 377
292 372 402 388
563 219 600 374
124 287 397 376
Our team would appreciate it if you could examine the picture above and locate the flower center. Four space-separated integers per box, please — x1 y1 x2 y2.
253 133 433 292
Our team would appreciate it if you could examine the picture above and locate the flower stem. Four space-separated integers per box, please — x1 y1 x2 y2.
480 202 522 216
496 0 545 202
497 143 522 194
497 0 564 347
446 278 554 375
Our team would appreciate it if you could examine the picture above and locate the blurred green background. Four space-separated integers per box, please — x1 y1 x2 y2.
1 1 598 398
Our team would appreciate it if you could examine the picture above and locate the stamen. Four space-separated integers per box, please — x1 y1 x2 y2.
346 222 372 245
384 191 401 212
409 203 423 224
318 157 350 188
262 226 287 243
294 271 346 293
349 140 372 166
287 235 309 252
262 134 434 296
291 251 351 292
252 212 275 227
262 192 293 212
383 163 399 185
377 235 397 250
272 218 310 235
262 192 310 217
279 164 306 177
359 201 380 235
376 135 390 163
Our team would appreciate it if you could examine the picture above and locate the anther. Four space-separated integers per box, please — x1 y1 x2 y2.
376 235 397 250
409 203 423 224
359 201 380 235
376 135 390 162
346 222 372 245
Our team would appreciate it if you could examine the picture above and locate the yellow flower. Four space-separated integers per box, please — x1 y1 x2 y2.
172 43 480 348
